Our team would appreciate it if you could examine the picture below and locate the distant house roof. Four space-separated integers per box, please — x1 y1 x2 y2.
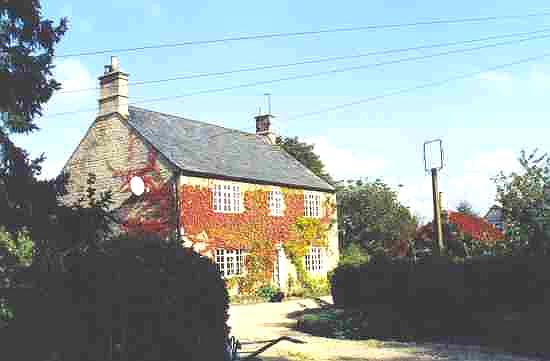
416 211 504 242
484 205 503 219
126 106 334 192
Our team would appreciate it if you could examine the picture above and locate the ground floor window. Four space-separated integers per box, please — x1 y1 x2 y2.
304 246 324 273
215 249 245 277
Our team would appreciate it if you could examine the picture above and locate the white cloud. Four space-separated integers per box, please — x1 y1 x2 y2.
54 58 95 93
304 136 387 180
478 71 512 83
462 149 518 175
21 59 96 179
150 2 162 17
43 58 95 114
396 149 519 223
529 64 550 89
39 157 67 180
394 176 433 224
446 149 518 213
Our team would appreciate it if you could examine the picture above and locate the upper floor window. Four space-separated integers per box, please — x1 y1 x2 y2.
268 187 284 216
213 183 241 213
305 246 324 273
215 249 245 278
304 191 321 218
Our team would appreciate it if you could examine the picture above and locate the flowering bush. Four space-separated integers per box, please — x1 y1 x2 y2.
416 211 504 242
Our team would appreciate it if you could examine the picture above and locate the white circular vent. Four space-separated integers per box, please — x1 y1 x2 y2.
130 176 145 196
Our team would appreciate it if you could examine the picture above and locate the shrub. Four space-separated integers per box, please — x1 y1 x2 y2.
338 242 369 266
330 263 361 307
256 284 281 301
330 254 550 339
303 274 330 297
4 236 230 361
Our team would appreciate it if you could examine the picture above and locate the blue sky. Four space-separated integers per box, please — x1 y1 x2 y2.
12 0 550 221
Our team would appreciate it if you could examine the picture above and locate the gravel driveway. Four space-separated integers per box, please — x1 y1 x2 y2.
228 297 547 361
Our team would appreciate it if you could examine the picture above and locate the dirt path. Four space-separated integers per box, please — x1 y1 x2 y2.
228 297 546 361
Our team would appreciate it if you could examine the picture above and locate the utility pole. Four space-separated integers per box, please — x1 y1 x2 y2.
424 139 445 255
431 168 444 253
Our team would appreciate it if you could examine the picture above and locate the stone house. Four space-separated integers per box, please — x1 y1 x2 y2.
62 58 339 293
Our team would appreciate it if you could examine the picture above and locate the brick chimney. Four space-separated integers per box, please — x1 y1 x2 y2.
255 113 276 144
98 56 128 118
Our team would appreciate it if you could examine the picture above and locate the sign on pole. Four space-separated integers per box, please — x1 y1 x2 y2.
423 139 445 254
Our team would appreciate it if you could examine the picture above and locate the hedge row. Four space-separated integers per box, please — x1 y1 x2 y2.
330 256 550 338
3 240 230 361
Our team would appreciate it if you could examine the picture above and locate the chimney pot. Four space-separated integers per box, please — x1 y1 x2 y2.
111 56 119 71
255 113 276 144
98 57 129 118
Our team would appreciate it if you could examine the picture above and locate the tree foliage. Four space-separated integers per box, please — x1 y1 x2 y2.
494 149 550 253
1 0 67 132
276 136 333 184
337 179 418 247
456 200 477 216
0 0 69 327
0 135 113 249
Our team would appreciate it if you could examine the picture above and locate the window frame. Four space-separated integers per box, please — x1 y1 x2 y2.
304 191 322 218
268 187 284 216
212 182 242 214
214 248 246 278
304 246 324 273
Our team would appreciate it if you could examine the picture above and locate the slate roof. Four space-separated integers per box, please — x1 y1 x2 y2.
126 106 334 192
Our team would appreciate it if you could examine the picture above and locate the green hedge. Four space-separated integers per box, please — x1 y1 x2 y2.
3 239 230 361
330 255 550 338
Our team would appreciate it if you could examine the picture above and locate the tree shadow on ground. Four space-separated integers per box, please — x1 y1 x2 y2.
259 322 296 328
286 299 335 320
382 341 549 361
257 355 431 361
332 357 433 361
237 337 309 360
312 297 333 308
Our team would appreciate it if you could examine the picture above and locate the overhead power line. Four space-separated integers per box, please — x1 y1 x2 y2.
203 51 550 141
55 11 550 58
46 32 550 118
58 27 550 95
282 52 550 122
126 32 550 104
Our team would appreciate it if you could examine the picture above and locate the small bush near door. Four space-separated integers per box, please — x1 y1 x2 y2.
256 284 282 301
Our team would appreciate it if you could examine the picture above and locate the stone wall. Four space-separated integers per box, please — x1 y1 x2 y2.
62 113 175 230
179 175 339 293
62 114 339 293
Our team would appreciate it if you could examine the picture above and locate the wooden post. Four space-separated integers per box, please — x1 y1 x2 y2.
431 168 444 254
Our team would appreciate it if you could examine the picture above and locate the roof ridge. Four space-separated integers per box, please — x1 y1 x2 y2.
126 105 335 192
128 105 257 138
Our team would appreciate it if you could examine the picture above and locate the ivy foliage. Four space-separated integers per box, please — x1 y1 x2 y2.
181 185 335 296
284 216 331 293
237 237 276 295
